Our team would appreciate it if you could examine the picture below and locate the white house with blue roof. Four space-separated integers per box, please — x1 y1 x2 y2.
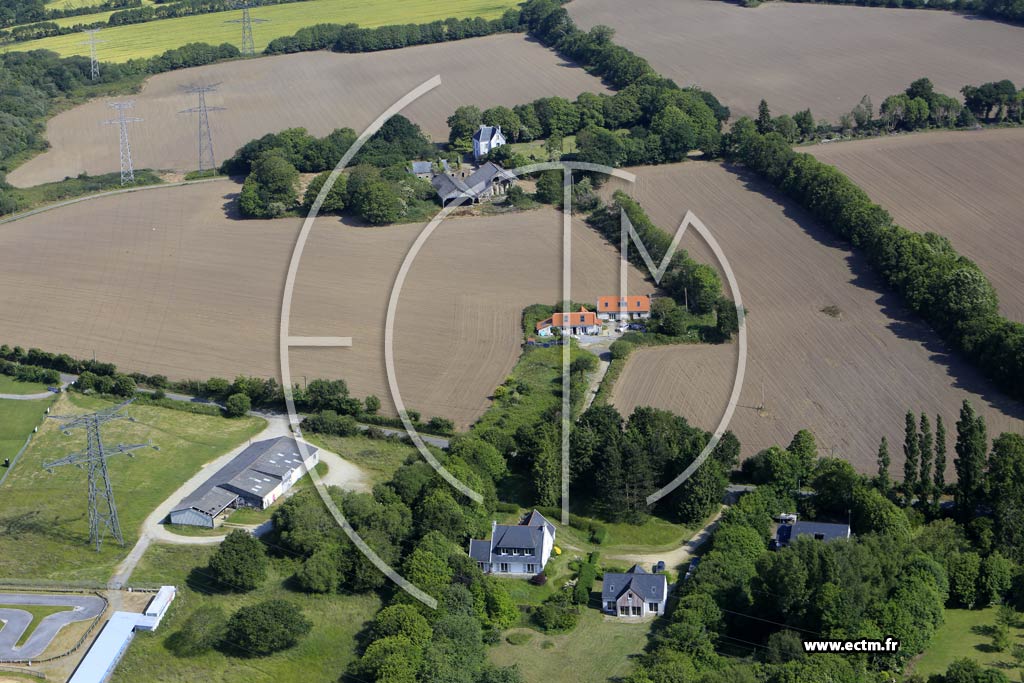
472 124 506 160
469 510 555 576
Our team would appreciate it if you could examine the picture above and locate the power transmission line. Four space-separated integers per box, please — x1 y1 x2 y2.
179 83 226 172
81 28 104 81
225 1 268 57
42 400 156 551
102 101 143 185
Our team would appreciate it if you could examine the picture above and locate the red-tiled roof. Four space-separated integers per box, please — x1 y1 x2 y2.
597 295 651 313
536 307 598 331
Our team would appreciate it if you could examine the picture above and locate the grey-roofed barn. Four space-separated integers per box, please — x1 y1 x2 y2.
602 565 668 617
167 437 318 528
431 162 516 207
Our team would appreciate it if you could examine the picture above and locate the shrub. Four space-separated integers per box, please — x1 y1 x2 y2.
224 600 312 656
208 530 267 592
166 605 227 657
224 392 251 417
506 631 533 645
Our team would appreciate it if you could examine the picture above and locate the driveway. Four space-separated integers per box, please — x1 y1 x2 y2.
604 506 725 572
0 593 105 661
109 415 371 588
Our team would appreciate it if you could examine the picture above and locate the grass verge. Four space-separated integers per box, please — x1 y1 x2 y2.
0 376 49 395
0 396 55 469
112 543 381 683
0 393 264 582
911 606 1024 678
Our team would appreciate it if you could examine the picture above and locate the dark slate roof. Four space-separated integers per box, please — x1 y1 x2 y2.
777 521 850 545
431 172 473 202
472 125 501 143
602 565 667 603
463 162 516 196
171 485 238 518
410 161 432 174
469 539 491 563
492 523 544 550
525 510 555 536
170 437 317 515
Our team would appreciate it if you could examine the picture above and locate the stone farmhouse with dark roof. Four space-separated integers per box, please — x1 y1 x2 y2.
430 161 517 207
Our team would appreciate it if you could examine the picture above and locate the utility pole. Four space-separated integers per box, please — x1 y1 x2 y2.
179 83 225 172
81 29 104 81
42 400 154 551
103 101 143 185
225 1 268 57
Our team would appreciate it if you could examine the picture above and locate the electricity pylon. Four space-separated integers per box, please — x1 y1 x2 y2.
43 400 153 551
103 102 143 185
179 84 226 172
225 1 268 57
81 29 104 81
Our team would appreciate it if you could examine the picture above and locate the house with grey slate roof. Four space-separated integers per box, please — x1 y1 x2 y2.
469 510 556 577
772 518 851 550
472 124 507 160
602 565 668 617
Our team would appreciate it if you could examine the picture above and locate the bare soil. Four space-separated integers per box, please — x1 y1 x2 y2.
604 161 1023 474
568 0 1024 121
8 34 609 187
0 180 652 429
809 128 1024 322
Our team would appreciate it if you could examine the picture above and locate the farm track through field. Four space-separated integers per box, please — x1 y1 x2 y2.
568 0 1024 121
809 128 1024 323
8 34 610 187
603 161 1023 474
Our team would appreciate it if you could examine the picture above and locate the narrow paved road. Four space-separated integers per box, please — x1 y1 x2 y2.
0 593 105 660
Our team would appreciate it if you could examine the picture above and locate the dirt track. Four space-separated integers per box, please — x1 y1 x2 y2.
0 180 652 429
809 128 1024 322
569 0 1024 121
604 162 1023 474
8 34 609 187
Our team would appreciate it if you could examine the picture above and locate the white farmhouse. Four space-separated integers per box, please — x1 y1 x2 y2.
472 125 507 161
469 510 555 576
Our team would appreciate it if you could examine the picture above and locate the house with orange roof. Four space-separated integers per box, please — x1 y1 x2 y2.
596 295 651 321
535 307 601 337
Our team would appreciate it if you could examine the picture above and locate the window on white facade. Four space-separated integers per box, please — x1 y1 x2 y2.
527 564 536 573
649 602 658 612
631 606 641 616
500 563 509 573
619 606 628 615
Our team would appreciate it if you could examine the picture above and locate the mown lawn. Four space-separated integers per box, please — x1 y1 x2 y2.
112 543 381 683
305 433 417 487
0 375 50 395
13 0 519 61
0 396 55 467
911 606 1024 679
489 608 651 683
0 393 264 582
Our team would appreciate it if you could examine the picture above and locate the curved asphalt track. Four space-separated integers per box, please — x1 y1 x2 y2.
0 593 105 660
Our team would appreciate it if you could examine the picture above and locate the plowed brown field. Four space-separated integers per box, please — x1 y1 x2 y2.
568 0 1024 121
8 34 609 187
0 180 652 428
810 128 1024 322
604 162 1023 474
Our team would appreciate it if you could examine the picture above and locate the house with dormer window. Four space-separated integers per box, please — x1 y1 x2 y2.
601 565 668 617
468 510 556 576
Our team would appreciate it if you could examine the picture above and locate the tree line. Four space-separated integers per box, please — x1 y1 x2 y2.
724 120 1024 402
264 10 524 55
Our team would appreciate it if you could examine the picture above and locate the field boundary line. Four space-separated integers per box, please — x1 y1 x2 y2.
0 176 231 226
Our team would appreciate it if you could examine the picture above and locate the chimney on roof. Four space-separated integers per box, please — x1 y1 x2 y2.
492 519 497 535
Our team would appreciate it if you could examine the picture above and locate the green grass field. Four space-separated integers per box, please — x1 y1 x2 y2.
13 0 518 61
0 396 55 468
0 393 264 582
305 433 417 487
911 606 1024 678
0 375 50 395
0 603 70 647
489 608 652 683
112 543 381 683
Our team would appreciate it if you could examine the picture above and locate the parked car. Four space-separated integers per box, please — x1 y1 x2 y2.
653 560 666 573
627 323 646 332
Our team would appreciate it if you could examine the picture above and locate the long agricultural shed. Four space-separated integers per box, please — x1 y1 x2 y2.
168 436 319 527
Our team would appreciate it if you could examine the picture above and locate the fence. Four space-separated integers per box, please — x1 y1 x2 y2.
0 664 47 679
